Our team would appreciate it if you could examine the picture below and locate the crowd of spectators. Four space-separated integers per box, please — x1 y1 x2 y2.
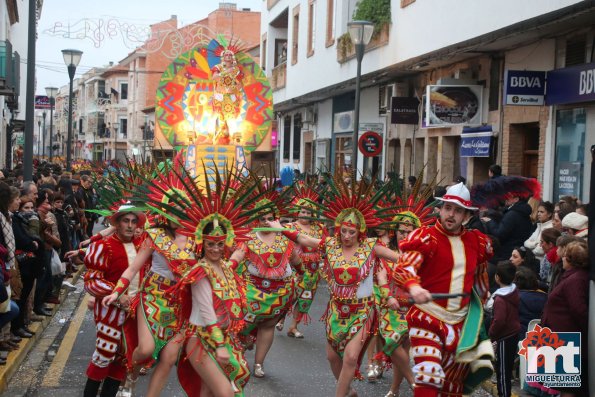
0 162 98 366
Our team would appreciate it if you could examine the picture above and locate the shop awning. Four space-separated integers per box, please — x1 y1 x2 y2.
460 126 493 157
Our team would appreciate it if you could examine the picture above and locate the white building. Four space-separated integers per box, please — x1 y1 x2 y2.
262 0 595 202
0 0 37 169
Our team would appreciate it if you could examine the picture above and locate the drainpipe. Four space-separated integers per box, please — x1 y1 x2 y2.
497 56 505 166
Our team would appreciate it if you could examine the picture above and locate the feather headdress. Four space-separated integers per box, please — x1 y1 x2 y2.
471 175 542 208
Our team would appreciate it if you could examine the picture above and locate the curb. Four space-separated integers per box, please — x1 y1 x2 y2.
0 265 86 394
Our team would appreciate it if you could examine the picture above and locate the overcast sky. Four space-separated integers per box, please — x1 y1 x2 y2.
36 0 262 95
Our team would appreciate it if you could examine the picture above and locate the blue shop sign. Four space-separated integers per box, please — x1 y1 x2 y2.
504 70 546 105
460 126 492 157
546 62 595 105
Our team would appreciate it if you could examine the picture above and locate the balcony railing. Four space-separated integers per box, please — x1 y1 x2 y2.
271 62 287 91
336 24 390 63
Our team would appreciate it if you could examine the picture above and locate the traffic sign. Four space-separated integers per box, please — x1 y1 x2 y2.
358 131 382 157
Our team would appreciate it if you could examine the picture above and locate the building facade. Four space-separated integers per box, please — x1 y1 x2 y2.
262 0 595 202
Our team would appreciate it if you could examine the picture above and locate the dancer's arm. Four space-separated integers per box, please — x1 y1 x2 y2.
266 220 321 248
102 242 153 307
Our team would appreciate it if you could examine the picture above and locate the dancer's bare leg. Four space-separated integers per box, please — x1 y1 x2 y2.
187 337 234 397
335 327 366 397
255 316 280 366
145 333 184 397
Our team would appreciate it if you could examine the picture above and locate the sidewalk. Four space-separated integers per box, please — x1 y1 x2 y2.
0 265 85 394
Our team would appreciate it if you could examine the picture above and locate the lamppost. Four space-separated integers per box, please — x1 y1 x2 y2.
45 86 58 162
42 111 47 159
62 49 83 171
36 114 42 158
347 20 374 180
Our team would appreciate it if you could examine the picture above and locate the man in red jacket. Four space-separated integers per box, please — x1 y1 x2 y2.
83 204 146 397
392 183 494 397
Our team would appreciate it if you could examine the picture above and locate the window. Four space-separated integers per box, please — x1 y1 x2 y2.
292 5 300 65
565 35 586 67
120 118 128 138
334 135 353 173
293 114 302 160
283 116 291 160
554 109 585 200
307 0 316 57
325 0 334 47
120 82 128 100
275 39 288 67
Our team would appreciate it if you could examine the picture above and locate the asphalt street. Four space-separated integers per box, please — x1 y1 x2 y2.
2 276 495 397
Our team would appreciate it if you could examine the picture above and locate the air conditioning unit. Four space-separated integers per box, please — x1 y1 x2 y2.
301 107 316 124
333 111 354 133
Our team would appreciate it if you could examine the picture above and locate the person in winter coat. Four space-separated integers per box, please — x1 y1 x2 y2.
523 201 554 261
538 228 561 286
513 267 547 341
488 261 521 397
484 194 533 262
541 240 590 397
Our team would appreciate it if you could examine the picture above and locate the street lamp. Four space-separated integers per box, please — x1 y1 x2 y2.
42 111 47 159
36 114 42 158
347 20 374 180
62 49 83 171
45 86 59 162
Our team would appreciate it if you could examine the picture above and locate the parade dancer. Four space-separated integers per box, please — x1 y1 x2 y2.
391 183 494 397
162 164 264 396
83 204 147 397
279 181 328 338
377 204 435 397
269 177 402 397
236 185 301 378
103 161 199 397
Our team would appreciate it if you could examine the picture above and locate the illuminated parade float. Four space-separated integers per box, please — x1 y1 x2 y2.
155 36 274 184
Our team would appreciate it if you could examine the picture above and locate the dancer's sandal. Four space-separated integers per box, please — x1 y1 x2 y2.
275 320 285 331
287 328 304 338
254 363 265 378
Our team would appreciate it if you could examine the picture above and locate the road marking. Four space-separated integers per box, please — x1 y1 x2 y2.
41 294 89 387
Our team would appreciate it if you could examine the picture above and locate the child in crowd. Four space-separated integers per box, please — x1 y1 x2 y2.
513 267 547 341
488 261 521 397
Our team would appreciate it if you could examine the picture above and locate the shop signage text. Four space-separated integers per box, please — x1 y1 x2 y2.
460 126 493 157
504 70 546 105
390 97 420 125
546 62 595 105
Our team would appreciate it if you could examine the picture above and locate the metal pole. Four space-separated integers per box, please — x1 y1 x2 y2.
351 43 364 182
114 123 118 161
66 65 75 171
37 119 41 158
23 0 36 179
49 97 54 162
42 112 46 159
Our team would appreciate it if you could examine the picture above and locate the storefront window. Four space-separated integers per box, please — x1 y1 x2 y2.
554 108 585 200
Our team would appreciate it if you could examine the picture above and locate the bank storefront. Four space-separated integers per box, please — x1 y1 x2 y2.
546 62 595 202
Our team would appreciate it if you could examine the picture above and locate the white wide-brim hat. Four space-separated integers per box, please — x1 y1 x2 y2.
109 203 147 227
435 182 478 211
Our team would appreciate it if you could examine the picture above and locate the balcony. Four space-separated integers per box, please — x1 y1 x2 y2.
336 24 390 64
271 62 287 91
